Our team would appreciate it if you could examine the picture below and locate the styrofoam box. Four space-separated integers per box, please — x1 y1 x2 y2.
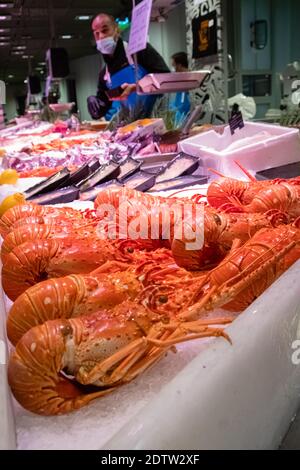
179 122 300 179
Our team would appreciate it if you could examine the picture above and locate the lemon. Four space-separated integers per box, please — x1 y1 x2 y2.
0 169 19 185
0 193 26 217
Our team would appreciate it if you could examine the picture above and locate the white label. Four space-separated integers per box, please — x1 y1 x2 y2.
127 0 153 56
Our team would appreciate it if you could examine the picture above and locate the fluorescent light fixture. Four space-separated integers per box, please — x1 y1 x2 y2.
0 3 14 8
61 35 72 39
12 45 26 50
24 79 27 83
0 28 9 32
0 41 8 45
11 50 23 54
8 74 13 78
38 61 46 65
75 15 92 21
0 15 11 20
0 35 8 39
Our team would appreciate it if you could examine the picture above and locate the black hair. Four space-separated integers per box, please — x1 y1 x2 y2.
171 52 188 69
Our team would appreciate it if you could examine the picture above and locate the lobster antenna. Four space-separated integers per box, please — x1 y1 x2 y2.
234 160 257 182
207 168 227 178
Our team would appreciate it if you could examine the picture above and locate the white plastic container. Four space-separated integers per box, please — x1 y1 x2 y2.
179 122 300 179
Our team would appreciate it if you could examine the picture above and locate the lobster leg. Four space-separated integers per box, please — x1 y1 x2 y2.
180 238 299 322
77 319 231 387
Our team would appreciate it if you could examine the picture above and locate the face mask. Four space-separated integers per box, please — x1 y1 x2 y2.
96 37 117 55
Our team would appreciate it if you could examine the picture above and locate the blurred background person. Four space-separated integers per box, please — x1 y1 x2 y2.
169 51 191 121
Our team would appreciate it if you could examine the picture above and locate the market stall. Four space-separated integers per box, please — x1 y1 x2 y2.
0 0 300 449
0 114 300 450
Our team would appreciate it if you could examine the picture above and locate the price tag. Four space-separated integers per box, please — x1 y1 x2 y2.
127 0 153 56
229 110 244 135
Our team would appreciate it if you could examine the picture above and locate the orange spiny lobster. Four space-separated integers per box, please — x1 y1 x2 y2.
171 210 288 271
8 223 300 415
2 237 163 301
0 203 88 238
180 223 300 317
95 187 284 270
8 302 230 415
1 222 99 259
207 178 300 218
206 161 300 212
7 250 188 345
94 186 192 211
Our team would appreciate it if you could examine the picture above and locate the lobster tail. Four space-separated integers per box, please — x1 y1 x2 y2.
2 239 60 301
1 223 56 259
0 203 84 237
7 272 141 345
206 178 249 209
0 203 43 237
8 320 112 415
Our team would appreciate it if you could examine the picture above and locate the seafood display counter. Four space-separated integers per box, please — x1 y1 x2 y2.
0 121 300 449
1 192 300 450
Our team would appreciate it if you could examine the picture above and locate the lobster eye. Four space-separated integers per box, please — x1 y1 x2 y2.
158 295 168 304
213 214 222 225
60 325 73 337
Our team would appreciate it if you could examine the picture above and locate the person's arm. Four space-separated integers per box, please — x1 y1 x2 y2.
119 43 170 100
87 68 111 119
137 43 170 74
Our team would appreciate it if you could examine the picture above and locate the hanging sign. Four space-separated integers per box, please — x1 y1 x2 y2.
127 0 153 56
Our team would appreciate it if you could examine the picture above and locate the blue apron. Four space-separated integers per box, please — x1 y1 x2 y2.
105 64 158 121
170 91 191 116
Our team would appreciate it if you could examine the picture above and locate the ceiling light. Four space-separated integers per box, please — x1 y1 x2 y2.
61 35 72 39
75 15 92 21
24 79 27 84
0 3 14 8
38 61 46 65
0 35 8 39
8 74 13 78
21 35 31 40
0 15 11 20
11 50 23 55
0 41 8 46
12 45 26 50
